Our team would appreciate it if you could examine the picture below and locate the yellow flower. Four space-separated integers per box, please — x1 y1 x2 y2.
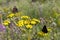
21 16 30 19
38 32 45 36
7 13 15 18
47 27 52 32
26 24 33 29
24 20 30 25
44 33 48 36
30 21 36 25
32 18 40 23
38 32 48 36
3 20 10 26
17 20 24 27
15 12 21 17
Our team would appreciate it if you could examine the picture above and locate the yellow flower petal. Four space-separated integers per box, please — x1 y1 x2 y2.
3 20 10 26
17 20 24 27
7 13 15 18
26 24 33 29
32 18 40 23
31 21 36 25
21 16 30 19
24 20 30 25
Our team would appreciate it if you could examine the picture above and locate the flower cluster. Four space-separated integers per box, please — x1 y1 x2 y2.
3 20 10 26
16 16 40 29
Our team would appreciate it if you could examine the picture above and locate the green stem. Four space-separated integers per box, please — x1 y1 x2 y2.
28 30 31 40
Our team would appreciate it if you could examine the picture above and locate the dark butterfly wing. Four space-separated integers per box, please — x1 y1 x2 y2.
12 6 18 13
42 25 48 33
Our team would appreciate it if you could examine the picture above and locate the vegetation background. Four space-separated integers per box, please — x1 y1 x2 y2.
0 0 60 40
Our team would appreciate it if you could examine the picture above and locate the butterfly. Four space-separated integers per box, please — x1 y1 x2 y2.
12 6 18 13
42 25 48 33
